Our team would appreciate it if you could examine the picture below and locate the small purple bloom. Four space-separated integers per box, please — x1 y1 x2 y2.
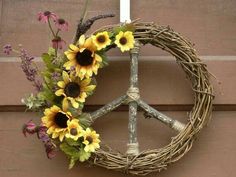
45 143 56 159
37 11 58 23
22 120 37 137
54 18 69 31
52 36 66 50
3 44 12 55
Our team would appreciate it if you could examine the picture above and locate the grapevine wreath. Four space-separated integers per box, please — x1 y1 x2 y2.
5 8 214 176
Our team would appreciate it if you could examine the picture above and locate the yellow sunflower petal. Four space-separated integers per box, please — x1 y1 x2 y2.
47 126 56 134
57 81 65 88
82 85 96 92
78 35 86 46
69 44 80 52
59 133 65 142
63 60 76 70
87 68 93 77
92 64 99 75
80 78 91 87
51 105 60 113
95 54 102 62
62 71 70 84
83 140 89 146
55 89 64 96
86 38 97 51
66 53 76 60
44 108 52 116
52 132 59 139
70 99 79 108
62 98 69 111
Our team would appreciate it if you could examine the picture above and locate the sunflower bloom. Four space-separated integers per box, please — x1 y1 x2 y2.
41 105 72 142
115 31 135 52
82 128 100 152
65 119 83 141
64 35 103 79
55 71 96 110
92 31 111 50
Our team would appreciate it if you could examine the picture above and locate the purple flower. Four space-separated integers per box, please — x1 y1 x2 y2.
45 143 56 159
37 11 58 23
3 44 12 55
22 120 37 137
19 48 42 91
23 122 57 159
52 36 66 50
54 18 68 31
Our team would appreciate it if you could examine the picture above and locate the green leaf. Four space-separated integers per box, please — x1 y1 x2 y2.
60 142 88 169
65 138 81 146
41 53 54 69
48 47 56 56
60 142 80 157
69 156 79 169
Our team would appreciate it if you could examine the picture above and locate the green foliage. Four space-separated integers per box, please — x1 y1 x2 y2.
60 142 81 169
78 113 93 128
22 93 45 110
113 24 135 35
39 48 64 105
65 138 81 146
96 51 109 68
60 141 91 169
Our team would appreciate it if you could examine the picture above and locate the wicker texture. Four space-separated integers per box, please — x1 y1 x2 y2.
88 21 214 175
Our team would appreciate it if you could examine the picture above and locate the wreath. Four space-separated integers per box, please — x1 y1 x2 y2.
3 8 214 176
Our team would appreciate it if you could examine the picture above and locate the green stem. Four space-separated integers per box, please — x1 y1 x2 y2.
48 18 56 38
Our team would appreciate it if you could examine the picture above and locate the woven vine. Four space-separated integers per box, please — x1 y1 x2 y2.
83 21 215 175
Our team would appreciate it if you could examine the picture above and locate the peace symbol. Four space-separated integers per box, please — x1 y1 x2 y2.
84 21 214 175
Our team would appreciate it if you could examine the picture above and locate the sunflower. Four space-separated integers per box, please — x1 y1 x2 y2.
82 128 100 152
65 119 83 141
114 31 135 52
92 31 111 50
55 71 96 110
41 105 72 142
64 35 103 79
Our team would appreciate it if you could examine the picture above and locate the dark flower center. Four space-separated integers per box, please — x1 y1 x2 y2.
44 11 51 16
54 112 69 128
119 37 127 45
64 82 81 98
70 128 78 135
86 136 93 144
75 49 94 66
97 35 106 43
58 18 65 24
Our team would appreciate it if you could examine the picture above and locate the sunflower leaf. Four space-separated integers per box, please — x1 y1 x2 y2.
60 142 80 157
69 156 80 169
48 47 56 56
65 138 81 146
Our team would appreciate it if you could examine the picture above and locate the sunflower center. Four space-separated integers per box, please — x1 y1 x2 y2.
58 18 65 24
86 136 93 144
97 35 106 43
119 37 127 45
70 128 78 135
64 82 81 98
54 112 69 128
76 49 94 66
44 11 51 16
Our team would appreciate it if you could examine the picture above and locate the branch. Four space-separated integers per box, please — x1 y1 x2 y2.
73 14 115 43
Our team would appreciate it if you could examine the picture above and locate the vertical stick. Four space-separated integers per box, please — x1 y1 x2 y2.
127 41 140 155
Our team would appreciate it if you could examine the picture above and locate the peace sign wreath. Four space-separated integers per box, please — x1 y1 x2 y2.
11 11 214 176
